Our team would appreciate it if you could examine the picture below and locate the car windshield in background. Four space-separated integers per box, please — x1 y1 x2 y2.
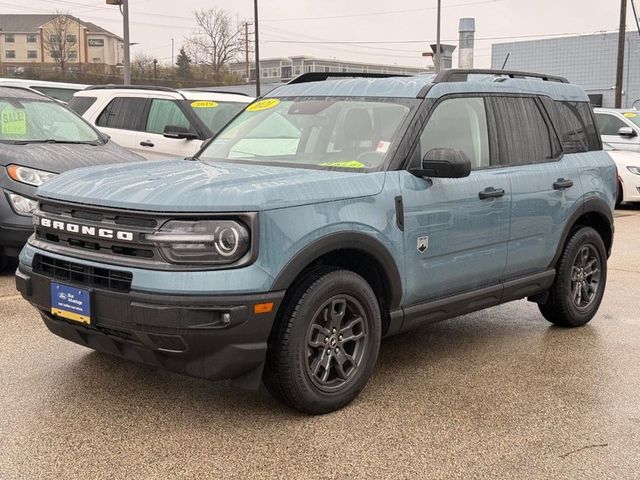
0 98 100 144
197 97 416 170
186 100 247 136
623 111 640 128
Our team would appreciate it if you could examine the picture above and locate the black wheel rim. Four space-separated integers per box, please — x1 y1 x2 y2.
570 244 601 309
305 295 368 392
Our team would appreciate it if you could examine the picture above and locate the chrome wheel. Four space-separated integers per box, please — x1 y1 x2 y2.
570 244 601 309
305 295 368 392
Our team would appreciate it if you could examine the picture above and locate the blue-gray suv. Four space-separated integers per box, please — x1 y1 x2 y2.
16 70 616 414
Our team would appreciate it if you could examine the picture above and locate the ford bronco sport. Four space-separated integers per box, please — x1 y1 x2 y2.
16 70 616 414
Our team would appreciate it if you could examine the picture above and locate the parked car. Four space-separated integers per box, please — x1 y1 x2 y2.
594 107 640 152
604 142 640 206
16 70 615 414
69 86 253 159
0 78 88 104
0 86 143 271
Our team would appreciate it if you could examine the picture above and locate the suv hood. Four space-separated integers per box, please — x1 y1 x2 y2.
0 140 143 172
37 159 386 212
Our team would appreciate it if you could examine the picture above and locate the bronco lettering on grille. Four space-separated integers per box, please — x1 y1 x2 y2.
39 217 134 242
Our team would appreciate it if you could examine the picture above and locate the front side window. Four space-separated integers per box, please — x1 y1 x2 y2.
146 99 192 134
595 113 628 136
489 96 557 165
198 97 415 171
418 97 490 169
96 97 147 131
0 98 100 144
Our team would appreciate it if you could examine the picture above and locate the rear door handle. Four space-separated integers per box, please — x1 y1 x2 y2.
553 178 574 190
479 187 505 199
140 141 154 147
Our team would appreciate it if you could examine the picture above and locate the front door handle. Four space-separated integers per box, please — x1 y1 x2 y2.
479 187 505 199
140 141 154 147
553 178 574 190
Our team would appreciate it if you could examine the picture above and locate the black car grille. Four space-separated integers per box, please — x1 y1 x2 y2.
33 254 133 292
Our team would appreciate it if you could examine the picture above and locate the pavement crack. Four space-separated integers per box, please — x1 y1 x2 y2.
559 443 608 458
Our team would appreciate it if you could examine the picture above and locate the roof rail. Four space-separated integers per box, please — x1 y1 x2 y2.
287 72 409 85
433 69 569 84
84 84 181 93
181 88 253 97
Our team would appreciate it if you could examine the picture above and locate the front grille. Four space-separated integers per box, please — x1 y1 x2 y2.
33 254 133 292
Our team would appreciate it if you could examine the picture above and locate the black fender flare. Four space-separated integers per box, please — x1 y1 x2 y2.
271 232 403 309
549 197 614 267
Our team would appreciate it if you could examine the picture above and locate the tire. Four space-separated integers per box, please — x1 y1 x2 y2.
538 226 607 327
615 181 623 208
0 252 8 274
264 268 382 414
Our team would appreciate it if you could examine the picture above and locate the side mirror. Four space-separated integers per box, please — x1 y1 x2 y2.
163 125 199 140
410 148 472 178
618 126 637 138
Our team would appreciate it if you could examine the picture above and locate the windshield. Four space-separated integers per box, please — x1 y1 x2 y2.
0 98 100 144
187 100 247 136
198 97 416 170
623 111 640 129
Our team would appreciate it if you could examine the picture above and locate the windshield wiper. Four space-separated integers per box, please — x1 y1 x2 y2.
12 139 98 146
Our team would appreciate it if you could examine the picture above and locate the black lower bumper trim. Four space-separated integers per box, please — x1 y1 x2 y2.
17 266 285 387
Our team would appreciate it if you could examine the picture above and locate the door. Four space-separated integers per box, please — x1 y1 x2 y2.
137 99 203 160
95 96 148 155
400 96 511 306
488 96 583 278
595 112 640 152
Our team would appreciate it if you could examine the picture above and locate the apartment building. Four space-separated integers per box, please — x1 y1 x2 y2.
0 14 123 75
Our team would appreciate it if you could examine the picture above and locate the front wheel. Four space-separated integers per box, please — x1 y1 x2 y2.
539 227 607 327
264 268 382 414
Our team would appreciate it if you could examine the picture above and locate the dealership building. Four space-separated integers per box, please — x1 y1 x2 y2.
491 31 640 108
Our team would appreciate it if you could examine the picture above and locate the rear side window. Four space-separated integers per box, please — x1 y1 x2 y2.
418 97 490 169
67 96 97 116
595 113 628 136
146 99 192 134
96 97 147 131
488 96 558 165
550 101 601 153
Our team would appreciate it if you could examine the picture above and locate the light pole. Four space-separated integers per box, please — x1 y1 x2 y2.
254 0 261 97
435 0 442 73
106 0 131 84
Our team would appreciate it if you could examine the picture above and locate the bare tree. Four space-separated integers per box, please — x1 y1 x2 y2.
185 8 242 80
132 53 155 79
43 12 78 76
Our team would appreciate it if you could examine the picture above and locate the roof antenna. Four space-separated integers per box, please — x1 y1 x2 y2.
501 53 510 70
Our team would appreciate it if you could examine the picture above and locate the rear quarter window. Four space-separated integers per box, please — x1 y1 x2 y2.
67 96 97 116
96 97 147 131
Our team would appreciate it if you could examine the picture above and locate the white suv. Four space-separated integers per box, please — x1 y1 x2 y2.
68 86 253 159
594 108 640 153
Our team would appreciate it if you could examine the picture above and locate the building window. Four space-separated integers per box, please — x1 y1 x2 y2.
293 66 301 75
27 50 37 59
324 66 331 72
69 50 78 60
5 50 16 59
270 67 279 77
49 35 60 43
5 34 15 43
261 68 269 78
341 64 347 72
305 65 313 73
27 34 37 43
66 34 77 43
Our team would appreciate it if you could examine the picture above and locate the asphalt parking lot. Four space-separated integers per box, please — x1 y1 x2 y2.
1 206 639 479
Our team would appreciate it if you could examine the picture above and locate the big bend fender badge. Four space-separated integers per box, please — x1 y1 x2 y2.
417 236 429 253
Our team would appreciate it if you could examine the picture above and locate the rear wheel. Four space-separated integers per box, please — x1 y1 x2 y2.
264 268 381 414
538 227 607 327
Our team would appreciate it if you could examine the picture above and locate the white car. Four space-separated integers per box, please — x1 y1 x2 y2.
604 143 640 206
0 78 88 104
68 86 253 159
594 108 640 153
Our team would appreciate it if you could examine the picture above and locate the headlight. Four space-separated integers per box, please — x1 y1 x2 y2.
627 166 640 175
7 193 38 215
6 164 56 186
147 220 250 264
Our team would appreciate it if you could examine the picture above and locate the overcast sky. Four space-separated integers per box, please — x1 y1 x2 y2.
5 0 638 68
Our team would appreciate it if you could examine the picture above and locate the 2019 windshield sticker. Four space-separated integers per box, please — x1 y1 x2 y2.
247 99 280 112
1 106 26 136
191 101 219 109
623 112 638 118
319 161 365 168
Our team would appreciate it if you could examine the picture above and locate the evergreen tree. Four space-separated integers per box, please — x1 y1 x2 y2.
175 47 192 79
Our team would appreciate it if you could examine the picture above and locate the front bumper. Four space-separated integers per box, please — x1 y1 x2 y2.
16 265 285 388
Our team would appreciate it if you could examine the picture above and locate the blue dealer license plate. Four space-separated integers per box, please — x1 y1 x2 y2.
50 282 91 325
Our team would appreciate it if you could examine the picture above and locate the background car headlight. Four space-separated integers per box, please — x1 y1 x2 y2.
6 164 56 187
7 193 38 215
627 166 640 175
147 220 250 264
